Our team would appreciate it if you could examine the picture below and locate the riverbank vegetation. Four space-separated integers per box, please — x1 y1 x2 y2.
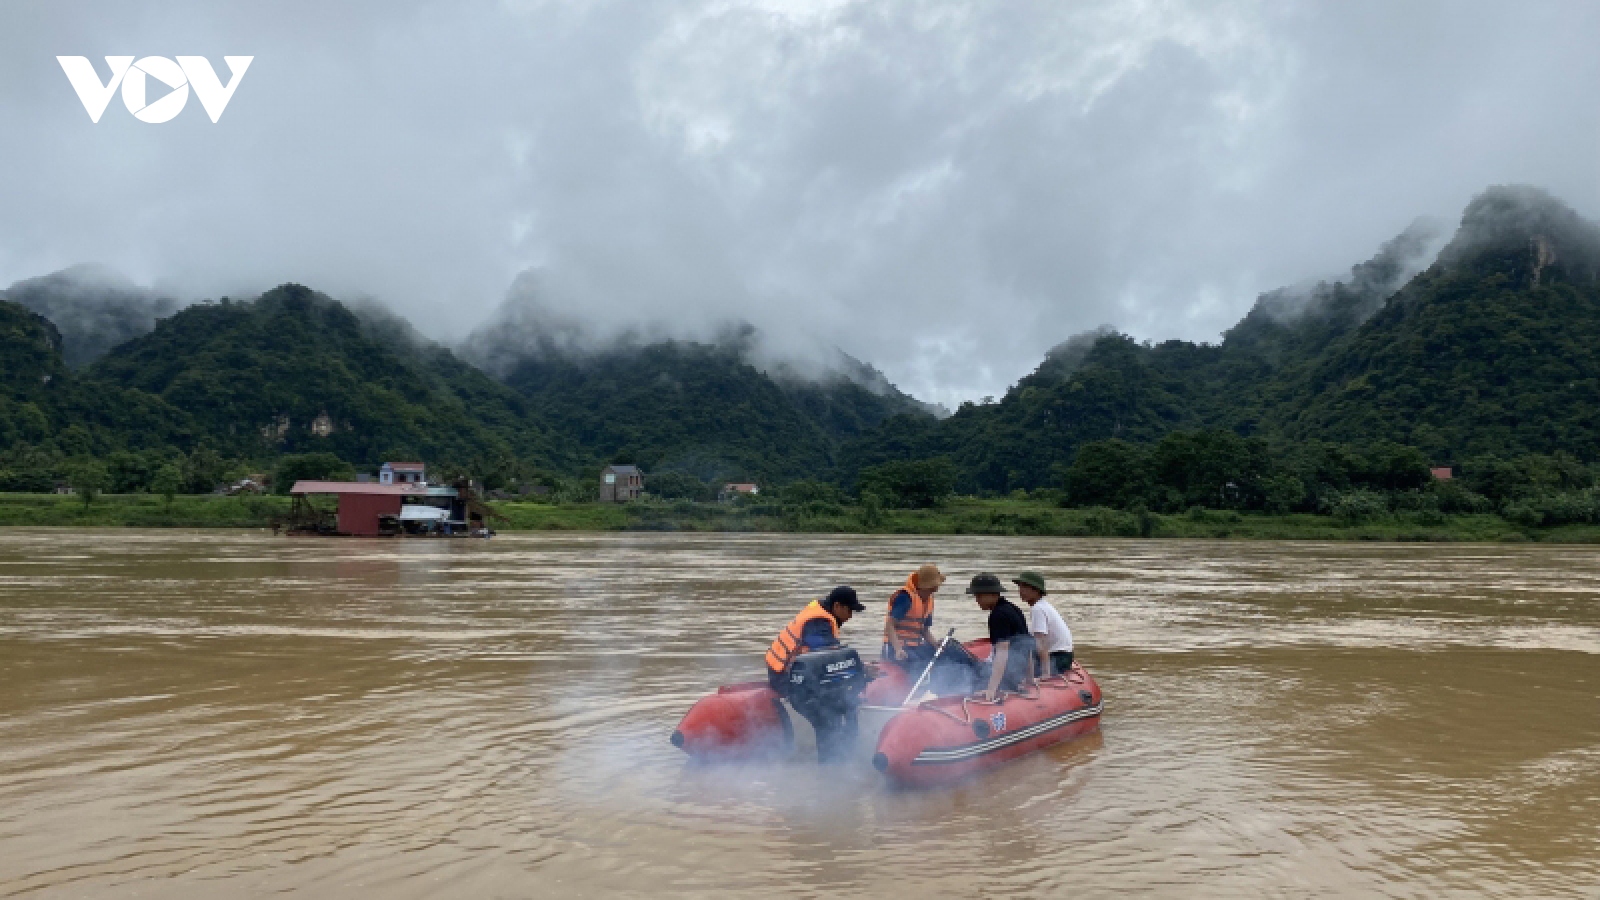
493 496 1589 542
0 492 291 527
3 491 1600 542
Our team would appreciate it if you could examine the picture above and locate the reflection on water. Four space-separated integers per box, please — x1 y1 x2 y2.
1 531 1598 897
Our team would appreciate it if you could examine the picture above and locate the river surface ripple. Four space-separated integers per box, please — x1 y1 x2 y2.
1 531 1598 897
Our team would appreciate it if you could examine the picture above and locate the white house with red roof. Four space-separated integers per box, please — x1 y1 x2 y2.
379 462 426 486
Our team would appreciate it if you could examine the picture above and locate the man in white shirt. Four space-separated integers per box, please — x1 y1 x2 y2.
1014 571 1074 676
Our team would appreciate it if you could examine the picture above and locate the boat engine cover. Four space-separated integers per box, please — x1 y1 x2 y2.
785 647 866 707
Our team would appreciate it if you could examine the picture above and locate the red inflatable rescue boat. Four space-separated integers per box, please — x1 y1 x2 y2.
671 641 1103 787
871 663 1102 788
669 644 975 759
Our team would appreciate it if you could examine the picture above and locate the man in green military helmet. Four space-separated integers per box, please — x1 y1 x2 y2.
1014 570 1075 676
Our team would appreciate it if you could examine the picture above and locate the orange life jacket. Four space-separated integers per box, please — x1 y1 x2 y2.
886 573 934 648
764 600 840 675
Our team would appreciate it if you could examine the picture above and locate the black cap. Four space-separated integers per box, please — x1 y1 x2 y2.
965 573 1005 595
827 585 865 611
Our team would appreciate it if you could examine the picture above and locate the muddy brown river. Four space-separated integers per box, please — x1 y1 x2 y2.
2 531 1598 897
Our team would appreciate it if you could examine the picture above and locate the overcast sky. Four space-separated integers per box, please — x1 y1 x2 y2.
3 1 1599 407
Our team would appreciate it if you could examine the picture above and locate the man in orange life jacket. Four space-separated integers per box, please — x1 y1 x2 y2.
883 564 945 672
765 585 867 761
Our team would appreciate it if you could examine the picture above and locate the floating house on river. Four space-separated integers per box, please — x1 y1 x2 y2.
287 462 491 537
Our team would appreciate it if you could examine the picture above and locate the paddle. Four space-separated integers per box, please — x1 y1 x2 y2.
901 627 957 707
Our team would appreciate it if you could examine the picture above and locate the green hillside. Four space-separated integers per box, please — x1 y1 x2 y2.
840 333 1199 493
5 183 1600 518
842 186 1600 494
0 275 938 493
0 299 66 396
497 334 933 483
1 265 178 369
87 283 575 475
1265 187 1600 458
0 298 193 461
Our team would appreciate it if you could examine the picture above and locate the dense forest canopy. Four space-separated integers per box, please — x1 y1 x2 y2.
492 335 931 484
88 283 572 472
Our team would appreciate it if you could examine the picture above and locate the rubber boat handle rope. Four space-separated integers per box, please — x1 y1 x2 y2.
901 628 957 708
934 694 1005 727
925 668 1089 726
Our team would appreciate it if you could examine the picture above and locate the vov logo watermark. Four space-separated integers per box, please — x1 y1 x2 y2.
57 56 253 123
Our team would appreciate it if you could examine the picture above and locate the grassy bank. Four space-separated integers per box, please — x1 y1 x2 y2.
1 493 1597 542
492 496 1598 542
0 493 292 527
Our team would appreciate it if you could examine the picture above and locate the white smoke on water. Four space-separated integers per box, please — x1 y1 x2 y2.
537 668 889 821
519 624 929 823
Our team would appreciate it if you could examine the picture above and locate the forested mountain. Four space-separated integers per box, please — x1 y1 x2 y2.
452 271 939 482
0 300 65 396
484 329 936 483
1 265 178 369
87 283 576 474
0 298 194 462
842 185 1600 492
0 273 938 490
3 183 1598 501
1264 187 1600 458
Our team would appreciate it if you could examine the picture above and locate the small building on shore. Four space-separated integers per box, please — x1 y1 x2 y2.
600 465 643 503
380 462 427 486
719 483 759 503
1431 466 1454 481
288 461 490 536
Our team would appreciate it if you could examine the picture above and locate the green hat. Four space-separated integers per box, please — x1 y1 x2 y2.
965 573 1005 595
1013 571 1047 593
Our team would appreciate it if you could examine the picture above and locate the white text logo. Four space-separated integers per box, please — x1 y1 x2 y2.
57 56 253 123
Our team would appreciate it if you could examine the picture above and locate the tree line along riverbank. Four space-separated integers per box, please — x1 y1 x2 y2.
4 492 1600 542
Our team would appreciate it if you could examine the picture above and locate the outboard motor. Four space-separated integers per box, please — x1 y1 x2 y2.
785 646 867 710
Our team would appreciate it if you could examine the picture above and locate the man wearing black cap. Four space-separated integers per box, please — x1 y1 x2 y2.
966 573 1036 702
763 585 867 761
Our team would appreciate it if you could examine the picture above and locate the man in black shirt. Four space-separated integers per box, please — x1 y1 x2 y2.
966 573 1036 702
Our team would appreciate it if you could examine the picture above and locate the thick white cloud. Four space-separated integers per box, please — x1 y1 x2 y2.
3 0 1599 407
